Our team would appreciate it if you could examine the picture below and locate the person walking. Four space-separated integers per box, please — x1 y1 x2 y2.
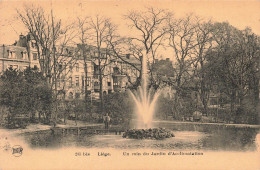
103 113 111 129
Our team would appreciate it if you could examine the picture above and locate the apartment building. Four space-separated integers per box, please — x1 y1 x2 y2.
0 34 140 101
56 44 140 100
0 34 40 72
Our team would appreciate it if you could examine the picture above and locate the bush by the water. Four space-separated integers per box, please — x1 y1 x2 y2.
122 128 174 140
103 92 134 126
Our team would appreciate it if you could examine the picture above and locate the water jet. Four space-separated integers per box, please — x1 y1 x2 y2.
126 53 174 139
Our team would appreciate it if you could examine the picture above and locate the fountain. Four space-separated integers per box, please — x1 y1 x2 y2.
124 54 174 139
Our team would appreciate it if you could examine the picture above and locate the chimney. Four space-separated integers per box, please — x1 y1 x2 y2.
17 33 27 47
19 33 24 39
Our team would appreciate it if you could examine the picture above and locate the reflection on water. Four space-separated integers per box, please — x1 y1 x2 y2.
20 122 260 151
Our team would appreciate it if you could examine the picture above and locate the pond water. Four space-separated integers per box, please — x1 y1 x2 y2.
20 121 260 151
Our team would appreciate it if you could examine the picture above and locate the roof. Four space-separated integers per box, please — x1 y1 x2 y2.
0 45 28 61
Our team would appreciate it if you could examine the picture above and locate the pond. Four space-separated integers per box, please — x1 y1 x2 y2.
20 121 260 151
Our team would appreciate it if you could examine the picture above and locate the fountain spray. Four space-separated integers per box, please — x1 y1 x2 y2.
130 53 160 128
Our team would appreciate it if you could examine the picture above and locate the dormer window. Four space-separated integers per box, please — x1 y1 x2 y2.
21 51 27 59
8 51 16 58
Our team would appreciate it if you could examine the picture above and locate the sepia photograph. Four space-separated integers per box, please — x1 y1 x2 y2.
0 0 259 169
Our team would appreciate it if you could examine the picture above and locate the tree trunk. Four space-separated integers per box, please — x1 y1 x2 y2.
230 90 236 123
38 111 41 122
83 47 90 117
201 85 208 116
99 68 103 113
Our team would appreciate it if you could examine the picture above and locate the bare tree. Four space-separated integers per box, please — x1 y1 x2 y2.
106 21 141 89
76 16 91 106
191 19 215 116
124 7 172 87
89 15 114 113
168 14 199 118
17 5 78 122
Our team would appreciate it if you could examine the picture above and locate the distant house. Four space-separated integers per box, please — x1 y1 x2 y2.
0 34 40 72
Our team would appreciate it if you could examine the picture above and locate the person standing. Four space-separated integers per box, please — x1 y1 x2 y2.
103 113 111 129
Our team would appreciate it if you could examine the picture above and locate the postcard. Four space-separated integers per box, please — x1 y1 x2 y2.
0 0 259 169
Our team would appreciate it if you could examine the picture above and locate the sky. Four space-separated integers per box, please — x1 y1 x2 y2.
0 0 260 58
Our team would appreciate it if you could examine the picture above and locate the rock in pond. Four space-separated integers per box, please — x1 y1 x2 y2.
122 128 174 140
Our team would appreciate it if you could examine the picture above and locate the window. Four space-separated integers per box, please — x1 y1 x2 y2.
20 52 24 59
9 51 15 58
107 82 111 86
59 64 63 72
23 52 27 59
33 53 37 60
113 67 120 74
113 77 119 86
126 54 130 59
75 63 79 72
75 76 79 87
75 93 80 99
69 77 73 87
94 64 99 74
87 77 91 86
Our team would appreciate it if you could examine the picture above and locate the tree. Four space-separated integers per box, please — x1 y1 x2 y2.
124 7 172 88
167 14 198 118
206 22 260 123
0 68 25 121
23 67 53 122
151 58 175 89
0 67 52 127
191 20 215 116
103 92 134 127
77 16 91 106
88 15 115 113
17 5 78 122
106 21 141 88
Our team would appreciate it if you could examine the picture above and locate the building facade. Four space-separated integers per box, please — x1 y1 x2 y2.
0 34 140 101
55 44 140 100
0 34 40 72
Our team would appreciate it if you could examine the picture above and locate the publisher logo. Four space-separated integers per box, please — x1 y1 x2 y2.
12 145 23 157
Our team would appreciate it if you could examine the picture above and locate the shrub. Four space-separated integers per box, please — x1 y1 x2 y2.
103 92 134 126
